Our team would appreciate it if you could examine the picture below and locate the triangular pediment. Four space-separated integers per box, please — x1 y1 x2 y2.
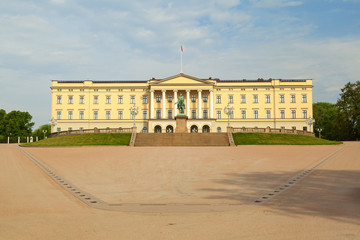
150 73 214 86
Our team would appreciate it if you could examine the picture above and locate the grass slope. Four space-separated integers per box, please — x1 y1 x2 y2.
233 133 342 145
22 133 131 146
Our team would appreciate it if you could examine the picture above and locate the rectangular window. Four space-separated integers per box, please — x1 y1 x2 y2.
118 95 123 104
167 94 173 103
68 110 73 120
106 110 111 120
156 94 161 103
191 109 196 119
216 95 221 103
93 110 98 120
68 127 72 131
291 94 296 103
57 96 62 104
156 110 161 119
143 110 148 120
167 109 173 119
302 110 308 119
130 110 135 120
266 109 271 119
203 110 208 119
280 110 285 119
118 111 123 120
279 94 285 103
56 127 61 132
253 110 259 119
142 95 148 104
106 96 111 104
79 95 85 104
228 95 234 104
230 110 234 119
302 94 307 103
241 94 246 103
241 110 246 119
93 96 99 104
56 111 62 120
253 95 258 103
68 96 73 104
216 110 221 119
303 126 308 131
191 94 196 102
130 95 135 104
79 111 84 120
203 94 208 103
291 110 296 119
265 95 271 103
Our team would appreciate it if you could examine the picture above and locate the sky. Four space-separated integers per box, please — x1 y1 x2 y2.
0 0 359 128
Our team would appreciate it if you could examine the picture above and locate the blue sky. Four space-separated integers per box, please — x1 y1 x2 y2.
0 0 359 128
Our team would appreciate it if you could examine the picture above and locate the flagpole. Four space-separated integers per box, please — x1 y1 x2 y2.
180 44 183 73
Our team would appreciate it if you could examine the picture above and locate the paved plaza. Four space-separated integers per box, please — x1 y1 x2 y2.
0 143 359 239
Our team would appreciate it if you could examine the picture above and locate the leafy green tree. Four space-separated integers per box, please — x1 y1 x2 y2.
2 110 34 139
32 124 51 140
313 102 341 140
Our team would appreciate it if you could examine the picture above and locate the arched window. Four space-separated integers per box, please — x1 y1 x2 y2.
217 127 221 133
190 125 198 133
166 125 174 133
202 125 210 133
154 125 162 133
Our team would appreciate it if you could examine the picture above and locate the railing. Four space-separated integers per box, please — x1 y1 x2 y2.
50 127 132 138
231 127 315 136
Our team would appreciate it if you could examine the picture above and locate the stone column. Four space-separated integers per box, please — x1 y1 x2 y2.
209 90 214 118
162 90 166 119
186 90 190 117
150 90 154 119
198 90 202 119
173 90 178 116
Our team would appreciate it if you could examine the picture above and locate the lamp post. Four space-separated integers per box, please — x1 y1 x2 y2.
130 104 139 127
224 103 234 126
317 128 323 138
306 116 315 132
42 129 47 139
49 117 57 133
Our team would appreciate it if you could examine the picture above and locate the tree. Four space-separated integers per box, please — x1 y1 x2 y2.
313 102 341 140
32 124 51 140
0 110 34 142
336 81 360 140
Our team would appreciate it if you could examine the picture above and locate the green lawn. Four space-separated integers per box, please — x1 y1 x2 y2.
232 133 342 145
22 133 132 146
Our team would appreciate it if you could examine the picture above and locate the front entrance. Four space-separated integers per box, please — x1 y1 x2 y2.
190 125 198 133
154 125 162 133
166 125 174 133
202 125 210 133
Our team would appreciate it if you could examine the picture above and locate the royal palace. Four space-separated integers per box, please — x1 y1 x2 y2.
50 73 313 133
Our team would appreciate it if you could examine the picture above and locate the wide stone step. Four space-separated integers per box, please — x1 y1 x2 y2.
134 133 229 146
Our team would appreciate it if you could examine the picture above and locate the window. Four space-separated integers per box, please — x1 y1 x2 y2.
253 110 259 119
93 110 98 120
118 95 123 104
56 111 62 120
79 95 84 104
156 110 161 119
292 126 296 130
68 110 73 120
203 110 208 119
191 94 196 102
291 94 296 103
241 110 246 119
279 94 285 103
106 110 111 120
167 94 173 103
68 127 72 131
142 127 148 133
302 94 307 103
303 126 308 131
143 110 148 120
280 110 285 119
228 95 234 104
130 95 135 104
291 110 296 119
191 110 196 119
266 109 271 119
217 127 221 133
130 110 135 120
106 96 111 104
241 95 246 103
253 95 258 103
68 96 73 104
118 111 123 120
265 95 271 103
216 110 221 119
56 127 61 132
167 110 173 119
79 111 84 120
216 95 221 103
93 96 99 104
203 94 208 103
156 94 161 103
302 110 308 119
142 95 148 104
230 110 234 119
57 96 62 104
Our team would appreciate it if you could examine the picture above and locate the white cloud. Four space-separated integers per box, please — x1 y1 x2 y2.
250 0 303 8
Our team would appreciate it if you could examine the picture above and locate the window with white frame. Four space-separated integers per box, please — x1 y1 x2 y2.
228 95 234 103
203 94 208 103
168 109 173 119
56 110 62 120
253 95 258 103
79 95 85 104
266 109 271 119
191 94 196 102
118 95 123 104
241 110 246 119
68 95 73 104
230 110 234 119
203 109 208 119
93 110 98 120
68 110 73 120
279 94 285 103
106 110 111 120
130 110 135 120
216 95 221 103
156 94 161 103
142 95 148 104
79 110 84 120
156 110 161 119
118 110 123 120
302 94 307 103
216 110 221 119
167 94 173 103
280 109 285 119
265 95 271 103
57 96 62 104
56 127 61 132
291 109 296 119
143 110 147 119
253 110 259 119
302 109 308 119
93 96 99 104
130 95 135 104
241 94 246 103
106 96 111 104
291 94 296 103
191 109 196 119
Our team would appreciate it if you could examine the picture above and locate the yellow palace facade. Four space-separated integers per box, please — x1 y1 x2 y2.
50 73 313 133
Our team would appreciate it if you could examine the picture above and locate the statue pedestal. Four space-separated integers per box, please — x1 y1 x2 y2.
175 115 188 133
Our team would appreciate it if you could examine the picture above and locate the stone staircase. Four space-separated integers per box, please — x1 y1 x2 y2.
134 133 230 146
